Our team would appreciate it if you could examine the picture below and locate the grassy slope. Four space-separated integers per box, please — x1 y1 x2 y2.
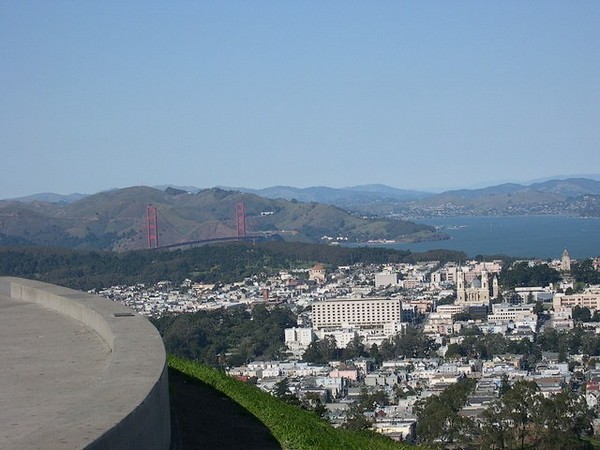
168 355 421 450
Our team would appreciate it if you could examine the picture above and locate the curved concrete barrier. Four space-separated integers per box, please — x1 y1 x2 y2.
0 277 171 450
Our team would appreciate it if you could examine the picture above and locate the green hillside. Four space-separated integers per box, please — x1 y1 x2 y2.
0 186 441 250
168 355 419 450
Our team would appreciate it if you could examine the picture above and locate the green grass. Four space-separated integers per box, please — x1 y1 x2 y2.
168 355 421 450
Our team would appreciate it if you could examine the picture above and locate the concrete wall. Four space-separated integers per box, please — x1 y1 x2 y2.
0 277 171 450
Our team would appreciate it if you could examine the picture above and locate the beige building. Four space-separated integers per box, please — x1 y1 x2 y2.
312 297 402 330
309 264 326 283
553 288 600 310
456 268 494 304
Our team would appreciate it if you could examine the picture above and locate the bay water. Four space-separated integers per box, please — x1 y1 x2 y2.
371 216 600 259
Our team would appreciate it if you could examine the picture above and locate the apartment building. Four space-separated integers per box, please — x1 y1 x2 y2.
312 297 402 330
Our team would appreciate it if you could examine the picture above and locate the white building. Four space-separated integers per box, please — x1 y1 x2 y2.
285 327 315 357
312 297 402 331
375 272 399 288
487 303 537 323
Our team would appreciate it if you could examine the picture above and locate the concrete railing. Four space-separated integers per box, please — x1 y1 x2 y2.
0 277 171 450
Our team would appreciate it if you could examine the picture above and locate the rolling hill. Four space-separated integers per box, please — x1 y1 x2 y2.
0 186 441 251
225 179 600 218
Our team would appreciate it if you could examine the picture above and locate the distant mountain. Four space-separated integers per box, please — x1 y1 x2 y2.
0 186 442 251
528 178 600 197
235 184 433 205
399 178 600 217
7 192 88 204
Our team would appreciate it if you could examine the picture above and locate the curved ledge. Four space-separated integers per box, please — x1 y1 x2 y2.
0 277 171 450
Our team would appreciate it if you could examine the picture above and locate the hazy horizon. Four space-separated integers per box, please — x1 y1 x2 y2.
4 172 600 201
2 2 599 198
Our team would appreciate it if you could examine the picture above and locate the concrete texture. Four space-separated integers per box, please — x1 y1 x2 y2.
0 277 171 450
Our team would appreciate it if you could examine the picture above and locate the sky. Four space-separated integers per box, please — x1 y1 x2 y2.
1 2 599 198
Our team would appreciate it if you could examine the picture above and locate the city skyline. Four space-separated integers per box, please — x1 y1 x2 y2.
2 2 599 198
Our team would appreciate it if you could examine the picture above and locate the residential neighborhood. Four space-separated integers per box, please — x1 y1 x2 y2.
98 252 600 444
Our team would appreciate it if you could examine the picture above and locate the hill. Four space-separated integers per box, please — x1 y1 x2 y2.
234 185 433 205
168 356 416 450
0 186 440 251
338 178 600 217
220 178 600 218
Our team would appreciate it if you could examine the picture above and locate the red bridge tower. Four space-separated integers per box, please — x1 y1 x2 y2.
236 202 246 238
147 204 159 249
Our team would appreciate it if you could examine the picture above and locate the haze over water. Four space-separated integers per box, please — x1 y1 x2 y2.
383 216 600 260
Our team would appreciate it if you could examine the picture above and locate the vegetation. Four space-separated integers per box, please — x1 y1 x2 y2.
475 381 595 449
499 261 561 289
0 186 442 250
153 304 296 367
572 259 600 285
168 355 416 450
0 242 467 291
413 377 476 446
412 378 595 450
379 326 438 359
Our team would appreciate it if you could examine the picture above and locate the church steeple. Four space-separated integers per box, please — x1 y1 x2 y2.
561 249 571 272
492 276 499 299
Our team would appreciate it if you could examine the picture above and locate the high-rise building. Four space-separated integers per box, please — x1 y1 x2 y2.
312 297 402 330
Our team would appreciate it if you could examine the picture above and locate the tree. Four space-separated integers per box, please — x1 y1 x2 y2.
502 380 540 449
273 377 301 406
534 388 595 449
499 373 510 397
573 305 592 322
571 259 600 285
477 381 595 449
343 402 372 431
302 335 340 363
368 343 383 365
343 333 367 360
479 398 516 450
381 326 437 359
413 378 476 446
500 262 561 289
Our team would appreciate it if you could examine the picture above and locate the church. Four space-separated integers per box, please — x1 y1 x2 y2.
456 268 498 305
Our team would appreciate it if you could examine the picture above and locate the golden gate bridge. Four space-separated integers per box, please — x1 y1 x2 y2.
145 202 273 250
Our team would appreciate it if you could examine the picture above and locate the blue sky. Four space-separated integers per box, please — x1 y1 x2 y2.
1 2 599 197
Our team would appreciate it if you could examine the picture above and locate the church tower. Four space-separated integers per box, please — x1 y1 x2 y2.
456 268 466 303
492 276 499 299
561 249 571 272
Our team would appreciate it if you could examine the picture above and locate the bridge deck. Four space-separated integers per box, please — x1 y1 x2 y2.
0 294 111 449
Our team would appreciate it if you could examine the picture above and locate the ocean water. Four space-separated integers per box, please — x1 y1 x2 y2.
370 216 600 259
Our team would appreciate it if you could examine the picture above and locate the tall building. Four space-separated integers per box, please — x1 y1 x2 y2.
312 297 402 331
561 249 572 272
492 276 500 299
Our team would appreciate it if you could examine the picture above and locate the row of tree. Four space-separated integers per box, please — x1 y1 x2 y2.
414 379 595 449
499 258 600 290
445 326 600 369
152 304 296 367
302 326 438 364
0 242 470 291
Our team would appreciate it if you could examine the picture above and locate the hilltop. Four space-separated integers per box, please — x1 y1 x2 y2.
0 186 440 251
